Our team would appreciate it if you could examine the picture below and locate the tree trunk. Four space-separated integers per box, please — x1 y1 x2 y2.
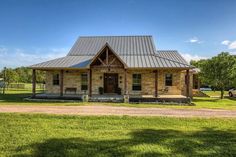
220 89 224 99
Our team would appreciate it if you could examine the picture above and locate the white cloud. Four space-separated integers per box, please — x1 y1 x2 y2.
186 37 202 44
221 40 230 45
0 47 68 69
180 53 207 63
229 41 236 49
221 40 236 49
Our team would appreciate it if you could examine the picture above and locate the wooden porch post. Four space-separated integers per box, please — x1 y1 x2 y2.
154 70 158 97
60 70 64 97
124 69 127 95
89 69 92 96
32 69 36 98
186 69 190 97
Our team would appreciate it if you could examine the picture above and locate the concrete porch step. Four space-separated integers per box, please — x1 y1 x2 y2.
89 95 124 103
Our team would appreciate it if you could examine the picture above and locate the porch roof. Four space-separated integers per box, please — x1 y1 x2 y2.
30 54 193 69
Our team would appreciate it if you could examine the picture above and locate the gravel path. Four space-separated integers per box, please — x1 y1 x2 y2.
0 105 236 117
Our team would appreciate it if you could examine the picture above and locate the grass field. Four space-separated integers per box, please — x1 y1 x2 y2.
1 89 236 110
0 113 235 156
202 91 228 97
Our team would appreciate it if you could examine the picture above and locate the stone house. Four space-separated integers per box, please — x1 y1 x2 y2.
30 36 194 102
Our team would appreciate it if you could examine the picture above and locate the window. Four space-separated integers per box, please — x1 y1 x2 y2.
165 74 173 86
53 73 60 85
81 73 88 90
132 74 141 90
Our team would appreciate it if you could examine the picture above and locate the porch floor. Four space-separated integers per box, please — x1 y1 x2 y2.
32 93 190 103
89 94 124 102
34 93 83 100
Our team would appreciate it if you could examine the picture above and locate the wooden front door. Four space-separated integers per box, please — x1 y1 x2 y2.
104 73 118 93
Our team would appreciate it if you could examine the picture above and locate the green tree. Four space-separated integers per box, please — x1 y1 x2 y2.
5 68 19 87
199 52 236 99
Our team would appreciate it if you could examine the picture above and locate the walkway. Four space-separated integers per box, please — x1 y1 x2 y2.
0 105 236 117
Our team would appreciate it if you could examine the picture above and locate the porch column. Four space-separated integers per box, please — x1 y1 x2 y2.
124 69 128 95
154 70 158 97
88 69 92 96
60 70 64 97
186 69 190 97
32 69 36 98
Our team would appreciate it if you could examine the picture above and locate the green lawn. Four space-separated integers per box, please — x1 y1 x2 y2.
0 113 235 156
202 91 228 97
1 89 236 110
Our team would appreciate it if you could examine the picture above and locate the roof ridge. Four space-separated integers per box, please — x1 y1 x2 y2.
156 50 178 52
79 35 153 38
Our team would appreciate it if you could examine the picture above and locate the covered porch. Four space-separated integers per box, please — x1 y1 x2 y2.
31 67 191 103
30 44 192 103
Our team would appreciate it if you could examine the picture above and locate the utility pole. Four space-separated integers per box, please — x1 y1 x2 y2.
2 67 6 95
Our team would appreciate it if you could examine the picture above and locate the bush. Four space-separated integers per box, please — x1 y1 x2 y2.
117 87 121 95
99 87 104 95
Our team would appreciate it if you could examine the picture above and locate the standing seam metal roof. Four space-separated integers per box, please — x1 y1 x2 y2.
30 36 193 69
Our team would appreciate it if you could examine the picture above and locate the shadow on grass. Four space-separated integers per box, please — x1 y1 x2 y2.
13 128 236 157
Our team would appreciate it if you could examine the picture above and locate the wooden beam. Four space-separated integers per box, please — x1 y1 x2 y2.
32 69 36 98
98 57 106 66
109 58 116 65
60 70 64 97
89 69 92 96
154 70 158 97
186 69 190 97
106 48 108 65
91 65 123 68
124 69 128 95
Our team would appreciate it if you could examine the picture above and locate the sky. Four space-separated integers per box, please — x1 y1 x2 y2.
0 0 236 69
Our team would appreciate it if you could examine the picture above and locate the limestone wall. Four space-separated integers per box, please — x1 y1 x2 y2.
45 68 193 97
45 70 88 94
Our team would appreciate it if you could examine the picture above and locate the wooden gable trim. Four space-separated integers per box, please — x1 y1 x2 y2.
89 43 128 68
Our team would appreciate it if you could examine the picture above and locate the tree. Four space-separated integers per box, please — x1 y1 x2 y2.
5 68 19 87
198 52 236 99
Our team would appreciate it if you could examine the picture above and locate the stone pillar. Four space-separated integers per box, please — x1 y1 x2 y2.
89 69 92 97
186 69 190 97
154 70 158 97
124 69 129 103
32 69 36 98
60 70 64 97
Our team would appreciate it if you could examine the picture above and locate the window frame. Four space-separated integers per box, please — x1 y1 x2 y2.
52 73 60 86
165 73 173 86
132 74 142 91
81 73 88 91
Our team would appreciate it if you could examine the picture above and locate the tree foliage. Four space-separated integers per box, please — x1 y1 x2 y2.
191 52 236 99
0 67 45 84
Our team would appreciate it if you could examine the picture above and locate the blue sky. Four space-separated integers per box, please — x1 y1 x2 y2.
0 0 236 69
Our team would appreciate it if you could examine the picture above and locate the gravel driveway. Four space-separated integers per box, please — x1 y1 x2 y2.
0 105 236 117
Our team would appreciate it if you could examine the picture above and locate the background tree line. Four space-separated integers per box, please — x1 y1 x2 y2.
0 67 45 85
191 52 236 99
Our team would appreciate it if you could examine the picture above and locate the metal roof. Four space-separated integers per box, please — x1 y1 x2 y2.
30 56 92 69
156 50 188 64
67 36 156 56
120 55 191 68
30 35 193 69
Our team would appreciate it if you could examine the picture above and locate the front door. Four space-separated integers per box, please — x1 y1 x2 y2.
104 73 118 93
